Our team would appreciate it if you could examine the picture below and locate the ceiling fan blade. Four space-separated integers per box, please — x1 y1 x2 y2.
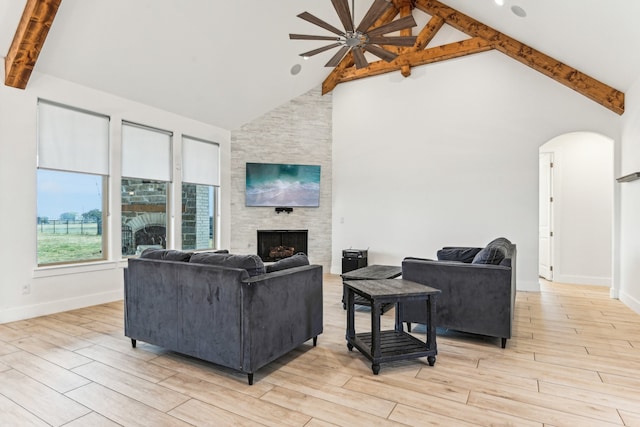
290 34 341 41
368 36 417 46
325 45 351 67
331 0 354 33
367 15 417 37
352 46 369 69
363 44 398 62
297 12 345 36
356 0 393 33
299 42 343 58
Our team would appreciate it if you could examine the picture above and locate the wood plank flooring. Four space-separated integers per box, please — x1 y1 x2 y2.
1 275 639 426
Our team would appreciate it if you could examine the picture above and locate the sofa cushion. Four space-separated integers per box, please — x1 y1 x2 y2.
436 247 481 263
189 252 265 277
140 248 193 262
485 237 513 256
471 246 504 265
266 252 309 273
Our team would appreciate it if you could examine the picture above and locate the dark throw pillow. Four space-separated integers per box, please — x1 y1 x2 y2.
140 248 193 262
471 246 505 265
266 252 310 273
436 247 482 263
189 252 265 277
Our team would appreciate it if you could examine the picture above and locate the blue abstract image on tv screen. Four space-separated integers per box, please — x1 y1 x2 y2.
246 162 321 207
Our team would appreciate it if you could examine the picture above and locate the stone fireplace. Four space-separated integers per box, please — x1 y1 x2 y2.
123 212 167 255
257 230 308 262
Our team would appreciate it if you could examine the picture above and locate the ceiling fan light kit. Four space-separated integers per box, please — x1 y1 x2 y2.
290 0 418 69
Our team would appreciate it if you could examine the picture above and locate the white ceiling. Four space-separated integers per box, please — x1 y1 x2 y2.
2 0 640 130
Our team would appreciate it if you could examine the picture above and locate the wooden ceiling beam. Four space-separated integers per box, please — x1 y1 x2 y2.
337 37 492 83
415 0 624 115
4 0 61 89
415 15 445 51
398 2 413 77
322 0 624 115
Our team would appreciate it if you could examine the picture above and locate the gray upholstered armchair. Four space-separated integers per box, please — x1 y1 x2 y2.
399 237 516 348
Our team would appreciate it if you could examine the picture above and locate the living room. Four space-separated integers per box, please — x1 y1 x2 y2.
3 45 638 320
1 0 640 424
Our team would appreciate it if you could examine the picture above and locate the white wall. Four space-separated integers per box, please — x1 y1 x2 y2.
619 75 640 312
331 51 620 291
0 71 231 323
541 133 613 286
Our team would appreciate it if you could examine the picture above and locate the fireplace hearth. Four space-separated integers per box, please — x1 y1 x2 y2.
257 230 308 262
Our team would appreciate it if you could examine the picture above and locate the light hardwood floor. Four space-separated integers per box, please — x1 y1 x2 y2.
1 275 640 426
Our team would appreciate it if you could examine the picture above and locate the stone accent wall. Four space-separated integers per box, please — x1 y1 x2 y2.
181 183 212 250
195 185 211 249
124 179 210 251
230 87 332 270
121 179 168 254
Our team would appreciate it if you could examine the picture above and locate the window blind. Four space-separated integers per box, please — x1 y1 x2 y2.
182 136 220 186
121 122 172 181
37 100 109 175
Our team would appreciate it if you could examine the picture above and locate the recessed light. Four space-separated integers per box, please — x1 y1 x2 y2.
290 64 302 75
494 0 504 5
511 5 527 17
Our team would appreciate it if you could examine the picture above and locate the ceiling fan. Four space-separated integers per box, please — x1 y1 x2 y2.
289 0 417 69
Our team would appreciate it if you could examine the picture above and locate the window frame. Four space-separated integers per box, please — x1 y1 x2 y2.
36 100 110 266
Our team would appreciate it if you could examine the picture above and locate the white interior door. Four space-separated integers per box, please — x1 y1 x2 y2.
539 152 553 280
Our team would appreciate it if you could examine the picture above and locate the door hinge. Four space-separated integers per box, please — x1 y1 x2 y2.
550 196 553 202
550 162 554 167
550 231 553 237
550 266 553 271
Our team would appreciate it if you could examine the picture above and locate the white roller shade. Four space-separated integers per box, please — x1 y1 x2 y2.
182 136 220 186
37 101 109 175
122 122 172 181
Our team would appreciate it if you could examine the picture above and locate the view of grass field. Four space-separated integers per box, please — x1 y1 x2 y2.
37 222 103 264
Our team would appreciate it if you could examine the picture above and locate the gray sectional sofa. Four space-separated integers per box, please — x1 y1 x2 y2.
399 237 516 348
124 249 323 384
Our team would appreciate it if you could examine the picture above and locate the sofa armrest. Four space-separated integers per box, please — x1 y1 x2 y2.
240 264 323 372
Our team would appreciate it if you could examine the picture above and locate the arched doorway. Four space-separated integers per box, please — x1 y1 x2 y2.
539 132 614 287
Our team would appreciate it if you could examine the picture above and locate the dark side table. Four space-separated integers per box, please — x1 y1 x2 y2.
341 265 402 313
344 278 440 375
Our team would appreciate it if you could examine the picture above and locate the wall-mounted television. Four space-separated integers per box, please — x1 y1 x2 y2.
245 162 321 207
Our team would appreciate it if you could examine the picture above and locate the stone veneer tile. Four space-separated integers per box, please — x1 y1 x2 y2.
230 87 332 270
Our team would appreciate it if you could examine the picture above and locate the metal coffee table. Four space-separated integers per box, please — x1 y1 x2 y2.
341 265 402 314
344 278 440 374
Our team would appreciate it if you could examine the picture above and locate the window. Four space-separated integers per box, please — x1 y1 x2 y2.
37 101 109 265
181 136 220 250
121 122 172 256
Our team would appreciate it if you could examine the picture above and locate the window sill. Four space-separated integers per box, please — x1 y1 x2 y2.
33 259 127 279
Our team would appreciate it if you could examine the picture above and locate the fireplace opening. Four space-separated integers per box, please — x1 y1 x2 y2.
257 230 308 262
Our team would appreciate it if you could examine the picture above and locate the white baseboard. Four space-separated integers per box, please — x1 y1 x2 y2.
553 274 611 287
610 287 619 299
619 290 640 316
518 279 540 292
0 290 123 324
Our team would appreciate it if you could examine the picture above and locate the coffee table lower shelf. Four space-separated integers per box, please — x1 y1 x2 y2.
347 330 436 374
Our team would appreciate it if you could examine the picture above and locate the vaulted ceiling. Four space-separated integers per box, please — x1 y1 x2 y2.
2 0 640 130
